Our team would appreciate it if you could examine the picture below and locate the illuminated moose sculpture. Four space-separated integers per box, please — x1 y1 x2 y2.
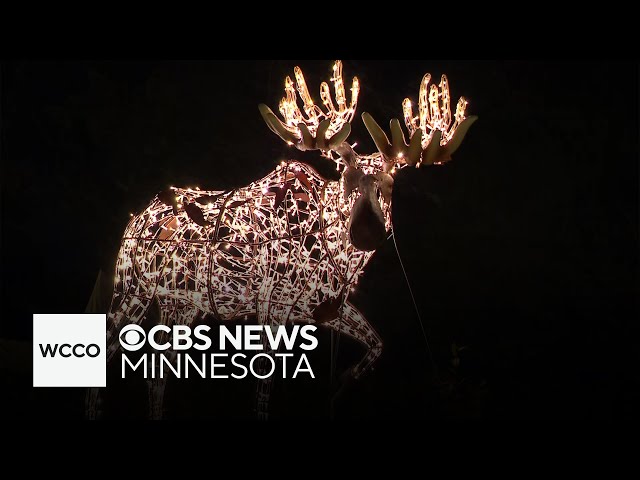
86 61 476 419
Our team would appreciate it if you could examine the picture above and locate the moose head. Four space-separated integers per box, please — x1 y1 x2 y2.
258 60 478 252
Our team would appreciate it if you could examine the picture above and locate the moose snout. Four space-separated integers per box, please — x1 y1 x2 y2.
349 175 387 251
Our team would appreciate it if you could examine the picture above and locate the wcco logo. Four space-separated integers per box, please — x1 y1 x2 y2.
39 343 101 358
33 314 106 387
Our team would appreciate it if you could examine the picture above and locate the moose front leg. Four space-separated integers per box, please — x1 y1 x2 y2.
146 300 199 420
254 294 279 421
146 351 175 420
323 301 383 380
85 292 155 420
254 340 276 421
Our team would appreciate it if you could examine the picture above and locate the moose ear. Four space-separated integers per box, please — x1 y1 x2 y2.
342 166 364 201
374 172 394 204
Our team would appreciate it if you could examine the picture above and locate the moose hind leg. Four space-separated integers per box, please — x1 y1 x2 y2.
323 301 383 380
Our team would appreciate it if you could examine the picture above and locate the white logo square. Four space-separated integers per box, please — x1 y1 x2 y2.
33 313 107 387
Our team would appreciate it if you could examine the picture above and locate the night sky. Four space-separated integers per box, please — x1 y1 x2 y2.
1 60 637 422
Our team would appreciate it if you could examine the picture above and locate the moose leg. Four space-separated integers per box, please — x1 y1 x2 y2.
254 296 279 420
146 352 175 420
322 301 383 380
85 293 154 420
146 300 199 420
254 330 279 421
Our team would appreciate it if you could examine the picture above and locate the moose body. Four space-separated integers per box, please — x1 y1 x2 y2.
112 161 387 327
86 60 475 420
89 159 388 419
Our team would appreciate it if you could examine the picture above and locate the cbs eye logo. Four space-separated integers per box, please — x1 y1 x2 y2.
119 325 146 352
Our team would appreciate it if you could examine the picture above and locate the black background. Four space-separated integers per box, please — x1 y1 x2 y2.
1 60 637 422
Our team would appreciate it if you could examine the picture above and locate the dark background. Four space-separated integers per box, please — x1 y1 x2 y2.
1 60 637 422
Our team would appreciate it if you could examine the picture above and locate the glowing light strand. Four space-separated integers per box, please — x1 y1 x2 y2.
278 60 359 140
402 73 468 149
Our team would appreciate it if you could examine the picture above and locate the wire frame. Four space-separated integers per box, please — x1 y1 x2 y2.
108 159 390 354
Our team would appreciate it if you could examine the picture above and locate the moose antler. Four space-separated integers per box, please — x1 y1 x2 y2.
362 73 477 168
259 60 359 152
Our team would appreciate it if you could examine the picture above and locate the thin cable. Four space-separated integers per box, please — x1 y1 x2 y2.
390 228 441 382
329 297 344 420
330 296 344 382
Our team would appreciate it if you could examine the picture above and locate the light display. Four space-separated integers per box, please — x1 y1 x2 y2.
86 60 476 420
